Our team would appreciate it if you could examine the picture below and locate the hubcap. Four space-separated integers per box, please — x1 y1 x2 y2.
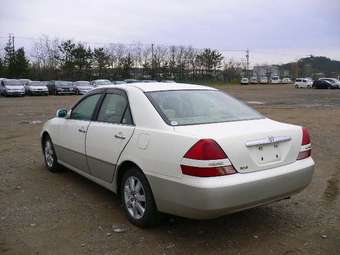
123 176 146 220
44 141 54 167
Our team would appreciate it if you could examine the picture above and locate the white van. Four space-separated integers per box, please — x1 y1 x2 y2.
295 78 313 88
240 77 249 85
271 76 281 84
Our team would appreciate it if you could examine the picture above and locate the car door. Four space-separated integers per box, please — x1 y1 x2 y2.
86 89 135 182
56 93 102 174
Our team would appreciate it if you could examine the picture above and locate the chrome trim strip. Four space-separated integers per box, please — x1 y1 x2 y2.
245 136 291 147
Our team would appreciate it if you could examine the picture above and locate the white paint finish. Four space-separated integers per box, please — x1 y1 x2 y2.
86 122 135 181
137 133 150 150
173 118 302 173
41 83 315 219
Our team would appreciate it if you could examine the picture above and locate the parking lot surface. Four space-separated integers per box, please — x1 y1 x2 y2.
0 85 339 254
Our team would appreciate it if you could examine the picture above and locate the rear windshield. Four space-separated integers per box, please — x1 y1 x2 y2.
146 90 263 126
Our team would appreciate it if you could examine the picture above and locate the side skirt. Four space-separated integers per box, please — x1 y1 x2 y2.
58 160 116 193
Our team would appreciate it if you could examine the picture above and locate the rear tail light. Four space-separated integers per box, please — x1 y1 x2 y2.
297 127 311 160
181 139 237 177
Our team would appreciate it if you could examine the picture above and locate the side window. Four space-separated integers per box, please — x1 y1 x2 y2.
122 106 133 125
97 93 132 125
71 94 101 121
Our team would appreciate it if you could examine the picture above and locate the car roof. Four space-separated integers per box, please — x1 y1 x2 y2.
124 82 215 92
92 82 216 92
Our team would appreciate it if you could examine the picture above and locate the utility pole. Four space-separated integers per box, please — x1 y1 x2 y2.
246 48 249 78
151 43 154 79
221 48 250 78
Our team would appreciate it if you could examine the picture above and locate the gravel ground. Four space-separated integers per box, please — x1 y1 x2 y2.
0 85 339 255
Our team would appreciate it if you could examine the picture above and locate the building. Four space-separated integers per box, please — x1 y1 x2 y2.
253 65 279 78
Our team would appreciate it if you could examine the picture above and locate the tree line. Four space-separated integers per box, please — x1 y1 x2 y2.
0 35 246 82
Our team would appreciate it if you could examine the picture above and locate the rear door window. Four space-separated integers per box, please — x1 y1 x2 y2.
97 93 133 125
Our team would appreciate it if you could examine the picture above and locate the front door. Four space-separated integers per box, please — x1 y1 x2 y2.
56 93 102 173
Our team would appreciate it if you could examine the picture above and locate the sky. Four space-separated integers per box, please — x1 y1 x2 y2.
0 0 339 65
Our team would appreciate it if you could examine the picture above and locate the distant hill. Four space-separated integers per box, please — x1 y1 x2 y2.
279 56 340 78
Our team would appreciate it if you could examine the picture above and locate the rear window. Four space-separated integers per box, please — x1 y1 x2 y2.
146 90 263 126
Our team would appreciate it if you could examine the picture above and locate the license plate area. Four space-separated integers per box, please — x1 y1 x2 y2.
254 143 281 164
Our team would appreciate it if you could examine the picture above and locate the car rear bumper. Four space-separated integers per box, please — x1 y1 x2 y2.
147 157 315 219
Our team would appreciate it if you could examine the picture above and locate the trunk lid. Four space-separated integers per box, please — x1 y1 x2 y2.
174 118 302 173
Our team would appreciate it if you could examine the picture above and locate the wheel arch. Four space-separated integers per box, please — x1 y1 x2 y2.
115 160 145 197
41 131 51 148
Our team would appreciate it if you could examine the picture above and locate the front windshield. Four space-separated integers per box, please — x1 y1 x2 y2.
4 80 23 86
56 81 72 86
96 80 111 85
29 81 46 86
146 90 263 126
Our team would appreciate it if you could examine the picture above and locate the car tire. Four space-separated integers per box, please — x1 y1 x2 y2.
43 136 61 172
295 85 298 88
120 167 162 228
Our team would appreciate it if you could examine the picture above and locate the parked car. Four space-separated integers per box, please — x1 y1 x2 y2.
282 78 292 84
295 78 313 88
141 80 158 83
26 81 49 96
240 77 249 85
41 82 315 227
90 79 113 88
19 79 31 86
250 77 258 84
73 81 94 95
47 81 75 95
112 81 127 85
313 79 337 89
271 76 281 84
319 78 340 89
260 77 268 84
124 79 139 83
0 79 25 96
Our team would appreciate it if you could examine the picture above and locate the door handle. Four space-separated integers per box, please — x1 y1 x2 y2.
114 134 126 140
78 128 87 133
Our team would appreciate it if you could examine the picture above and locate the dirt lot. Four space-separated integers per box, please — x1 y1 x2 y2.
0 85 339 255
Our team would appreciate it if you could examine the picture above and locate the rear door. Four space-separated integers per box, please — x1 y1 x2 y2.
86 89 135 182
56 93 102 173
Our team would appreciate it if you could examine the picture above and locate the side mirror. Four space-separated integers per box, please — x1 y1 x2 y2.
56 108 67 118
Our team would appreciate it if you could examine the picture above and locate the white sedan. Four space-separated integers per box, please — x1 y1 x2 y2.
41 83 315 227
